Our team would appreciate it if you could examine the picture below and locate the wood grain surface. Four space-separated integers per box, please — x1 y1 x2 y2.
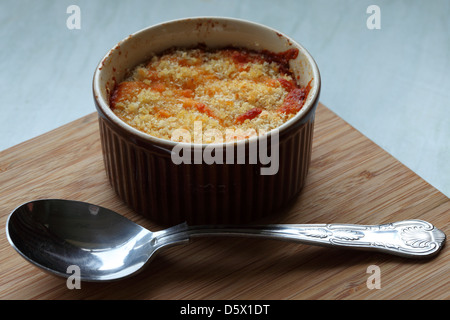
0 103 448 300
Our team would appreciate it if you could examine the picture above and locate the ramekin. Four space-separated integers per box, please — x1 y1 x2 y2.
93 17 320 225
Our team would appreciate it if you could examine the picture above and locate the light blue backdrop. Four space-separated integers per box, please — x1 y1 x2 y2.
0 0 448 197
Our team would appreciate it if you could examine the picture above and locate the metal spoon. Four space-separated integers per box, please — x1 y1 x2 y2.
6 199 446 282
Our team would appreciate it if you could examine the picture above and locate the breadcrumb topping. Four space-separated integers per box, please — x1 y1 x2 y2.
110 47 309 143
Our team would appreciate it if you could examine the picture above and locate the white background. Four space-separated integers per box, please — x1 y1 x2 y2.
0 0 449 197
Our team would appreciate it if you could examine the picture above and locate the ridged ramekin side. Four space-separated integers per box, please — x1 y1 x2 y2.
98 104 315 225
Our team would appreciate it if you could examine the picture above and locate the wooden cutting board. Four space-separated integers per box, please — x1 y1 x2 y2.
0 103 448 300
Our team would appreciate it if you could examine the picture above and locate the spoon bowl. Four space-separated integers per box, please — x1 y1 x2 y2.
6 200 188 281
6 199 446 282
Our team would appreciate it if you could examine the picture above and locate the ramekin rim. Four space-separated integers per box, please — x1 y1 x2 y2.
93 16 321 148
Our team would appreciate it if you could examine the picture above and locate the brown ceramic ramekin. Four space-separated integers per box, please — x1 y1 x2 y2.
93 17 320 225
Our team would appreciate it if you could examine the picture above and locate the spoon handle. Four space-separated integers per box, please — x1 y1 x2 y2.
165 219 445 258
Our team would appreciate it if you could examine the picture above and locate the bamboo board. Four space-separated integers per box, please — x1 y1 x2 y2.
0 103 448 300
